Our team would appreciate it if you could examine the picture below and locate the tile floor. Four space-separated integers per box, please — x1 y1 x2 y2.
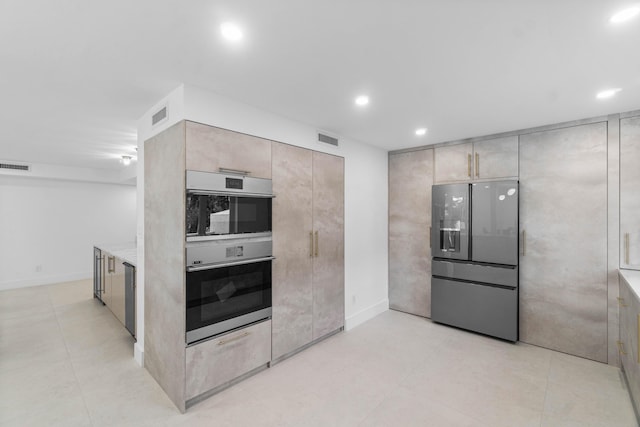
0 279 638 427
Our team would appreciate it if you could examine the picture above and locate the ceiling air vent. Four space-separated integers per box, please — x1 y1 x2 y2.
318 132 339 147
151 105 168 126
0 162 30 171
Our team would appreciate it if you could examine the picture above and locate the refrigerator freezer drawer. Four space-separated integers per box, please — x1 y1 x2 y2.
431 278 518 341
432 259 517 288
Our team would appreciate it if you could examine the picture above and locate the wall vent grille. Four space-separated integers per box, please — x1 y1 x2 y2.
151 106 168 126
0 163 30 171
318 132 339 146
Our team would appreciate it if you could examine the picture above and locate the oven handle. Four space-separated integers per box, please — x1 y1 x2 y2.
186 190 275 198
186 256 276 272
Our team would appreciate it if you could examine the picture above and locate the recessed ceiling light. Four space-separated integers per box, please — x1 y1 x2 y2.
596 88 622 99
221 22 243 41
415 128 427 136
355 95 369 106
610 6 640 23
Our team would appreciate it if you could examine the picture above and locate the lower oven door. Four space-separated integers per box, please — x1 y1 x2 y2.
186 258 272 344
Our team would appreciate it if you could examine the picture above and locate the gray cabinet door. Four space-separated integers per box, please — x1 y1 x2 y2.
472 136 518 179
620 116 640 270
110 258 126 326
185 121 272 178
271 142 314 360
312 152 345 340
519 122 608 362
434 143 473 183
389 149 433 317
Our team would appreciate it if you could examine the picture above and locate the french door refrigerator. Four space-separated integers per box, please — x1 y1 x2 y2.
431 180 519 341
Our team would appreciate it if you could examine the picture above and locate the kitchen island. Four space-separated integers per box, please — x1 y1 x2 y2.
619 269 640 417
94 243 137 337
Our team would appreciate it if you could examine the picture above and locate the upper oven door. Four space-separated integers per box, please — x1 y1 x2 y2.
186 193 272 240
186 171 273 241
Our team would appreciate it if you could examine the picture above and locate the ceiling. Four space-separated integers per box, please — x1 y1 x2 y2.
1 0 639 170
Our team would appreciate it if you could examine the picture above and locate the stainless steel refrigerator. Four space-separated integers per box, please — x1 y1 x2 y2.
431 180 519 341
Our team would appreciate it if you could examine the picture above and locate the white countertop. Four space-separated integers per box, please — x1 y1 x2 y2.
620 269 640 301
96 242 137 267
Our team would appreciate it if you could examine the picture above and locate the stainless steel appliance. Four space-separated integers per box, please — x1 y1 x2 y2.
431 180 519 341
185 237 273 344
124 262 136 338
93 247 105 304
186 170 273 241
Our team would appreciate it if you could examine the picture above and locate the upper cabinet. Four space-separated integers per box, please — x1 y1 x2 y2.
473 135 519 179
434 136 518 183
185 121 272 178
434 142 473 183
621 116 640 270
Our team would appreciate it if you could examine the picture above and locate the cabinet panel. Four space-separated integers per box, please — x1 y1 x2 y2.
110 258 126 326
312 152 345 339
185 121 272 178
519 122 608 362
271 143 314 360
620 116 640 270
473 135 518 179
388 149 433 317
185 320 271 401
619 275 640 412
434 143 472 183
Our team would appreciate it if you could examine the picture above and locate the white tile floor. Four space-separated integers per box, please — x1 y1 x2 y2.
1 279 638 427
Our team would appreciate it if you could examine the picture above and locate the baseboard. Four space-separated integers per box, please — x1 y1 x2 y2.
134 343 144 367
0 271 92 291
345 299 389 331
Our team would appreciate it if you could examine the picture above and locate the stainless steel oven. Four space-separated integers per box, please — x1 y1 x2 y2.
185 238 273 344
186 170 273 242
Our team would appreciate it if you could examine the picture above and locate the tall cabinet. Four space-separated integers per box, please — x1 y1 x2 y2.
620 116 640 270
388 149 433 317
271 142 344 361
145 122 344 411
519 122 608 363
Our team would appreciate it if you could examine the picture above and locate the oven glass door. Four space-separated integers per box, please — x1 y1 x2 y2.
186 259 272 338
186 194 272 238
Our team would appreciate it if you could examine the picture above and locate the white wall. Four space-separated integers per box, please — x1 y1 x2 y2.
136 83 388 364
0 175 137 290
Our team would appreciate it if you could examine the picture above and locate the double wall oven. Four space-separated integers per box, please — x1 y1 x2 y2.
185 170 274 345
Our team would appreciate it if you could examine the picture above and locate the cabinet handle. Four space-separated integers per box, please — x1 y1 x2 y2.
625 233 630 265
475 153 479 178
522 230 526 256
218 167 250 176
467 154 472 178
618 297 628 307
637 315 640 364
429 226 432 249
217 331 250 346
617 340 627 356
315 231 319 257
309 231 314 258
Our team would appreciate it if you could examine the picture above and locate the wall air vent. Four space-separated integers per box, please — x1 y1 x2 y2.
318 132 339 147
151 105 168 126
0 162 30 171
